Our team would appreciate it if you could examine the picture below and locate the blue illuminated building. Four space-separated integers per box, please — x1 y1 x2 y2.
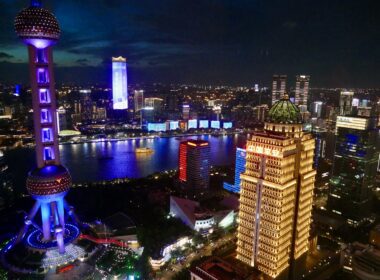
169 121 179 130
223 148 246 193
188 119 197 129
147 122 167 132
199 120 209 128
327 115 379 227
223 122 233 129
211 120 220 129
112 56 128 110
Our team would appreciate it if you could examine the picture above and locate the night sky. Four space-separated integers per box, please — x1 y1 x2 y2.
0 0 379 87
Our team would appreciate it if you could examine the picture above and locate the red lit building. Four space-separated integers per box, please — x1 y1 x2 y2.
179 140 210 189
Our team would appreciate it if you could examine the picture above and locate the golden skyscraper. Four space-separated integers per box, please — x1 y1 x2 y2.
236 95 316 278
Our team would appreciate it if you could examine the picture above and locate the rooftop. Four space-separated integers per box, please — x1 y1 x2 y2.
190 257 248 280
267 95 302 124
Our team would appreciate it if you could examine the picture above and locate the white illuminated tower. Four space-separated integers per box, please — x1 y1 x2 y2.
112 56 128 109
272 75 287 105
13 0 79 255
295 75 310 107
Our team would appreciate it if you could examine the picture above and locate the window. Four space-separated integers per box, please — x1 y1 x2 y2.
40 109 51 123
44 147 54 161
42 128 53 142
37 68 48 83
39 89 50 103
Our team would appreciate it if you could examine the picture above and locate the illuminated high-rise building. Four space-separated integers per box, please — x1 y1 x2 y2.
312 101 323 118
112 56 128 110
272 75 287 105
327 115 379 227
134 90 144 112
145 97 164 112
295 75 310 107
182 104 190 120
179 140 210 189
223 147 246 193
339 91 354 116
236 95 316 278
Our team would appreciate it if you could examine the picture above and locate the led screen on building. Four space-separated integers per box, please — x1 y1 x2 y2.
112 57 128 110
169 121 179 130
188 119 197 129
199 120 209 128
147 123 166 132
211 121 220 129
223 122 232 129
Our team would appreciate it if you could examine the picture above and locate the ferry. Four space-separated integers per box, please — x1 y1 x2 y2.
135 147 154 154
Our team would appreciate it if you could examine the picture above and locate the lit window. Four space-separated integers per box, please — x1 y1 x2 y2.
39 89 50 103
37 68 48 83
40 109 51 123
44 147 54 161
42 128 53 142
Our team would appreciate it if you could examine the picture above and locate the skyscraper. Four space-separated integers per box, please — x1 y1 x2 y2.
223 147 246 193
339 91 354 116
182 104 190 120
134 90 144 112
236 95 316 278
327 115 379 227
12 0 78 255
295 75 310 107
272 75 287 105
179 140 211 189
112 56 128 110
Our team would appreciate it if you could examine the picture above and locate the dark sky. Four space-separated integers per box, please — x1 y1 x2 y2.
0 0 379 87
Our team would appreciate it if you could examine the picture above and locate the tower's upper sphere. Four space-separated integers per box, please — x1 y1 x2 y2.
14 3 60 46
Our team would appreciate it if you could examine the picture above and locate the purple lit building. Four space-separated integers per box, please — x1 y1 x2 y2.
112 56 128 110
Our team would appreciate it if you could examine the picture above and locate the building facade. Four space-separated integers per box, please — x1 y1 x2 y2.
236 96 316 278
339 91 354 116
272 75 287 105
294 75 310 107
327 115 379 227
134 90 144 112
223 148 247 193
112 56 128 110
179 140 210 189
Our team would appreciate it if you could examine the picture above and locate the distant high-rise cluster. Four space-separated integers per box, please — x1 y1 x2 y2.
112 56 128 110
236 95 316 278
272 74 311 112
179 140 210 189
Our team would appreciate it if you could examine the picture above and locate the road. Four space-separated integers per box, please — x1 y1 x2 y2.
157 234 235 280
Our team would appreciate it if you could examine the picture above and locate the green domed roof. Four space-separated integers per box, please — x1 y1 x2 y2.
267 95 302 124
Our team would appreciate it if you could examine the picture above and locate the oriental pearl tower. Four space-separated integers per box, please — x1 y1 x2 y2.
12 0 79 255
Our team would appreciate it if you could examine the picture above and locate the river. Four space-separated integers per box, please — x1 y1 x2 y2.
5 134 246 190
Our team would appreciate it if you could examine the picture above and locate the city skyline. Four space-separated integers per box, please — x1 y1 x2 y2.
0 0 379 87
0 1 379 279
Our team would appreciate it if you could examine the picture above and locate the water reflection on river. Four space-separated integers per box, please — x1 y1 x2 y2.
6 134 246 188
